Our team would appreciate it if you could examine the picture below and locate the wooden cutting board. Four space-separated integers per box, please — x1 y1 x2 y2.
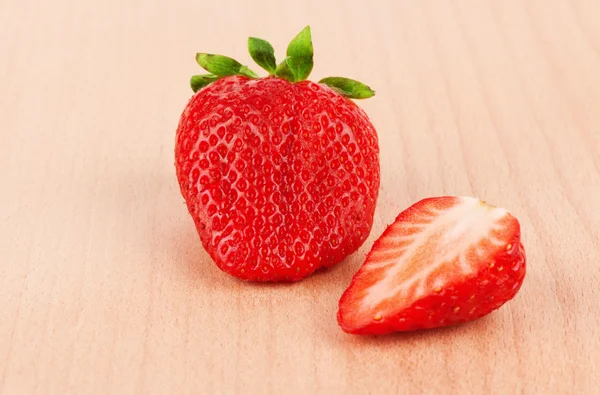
1 0 599 394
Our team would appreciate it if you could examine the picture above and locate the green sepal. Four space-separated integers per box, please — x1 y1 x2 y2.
248 37 277 74
275 26 313 82
196 53 258 78
190 74 219 92
188 26 375 99
286 26 313 81
319 77 375 99
239 65 259 78
274 57 296 82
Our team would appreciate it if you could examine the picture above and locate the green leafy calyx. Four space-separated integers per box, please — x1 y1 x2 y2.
248 37 277 74
275 26 313 82
190 74 219 92
318 77 375 99
195 54 258 78
189 26 374 100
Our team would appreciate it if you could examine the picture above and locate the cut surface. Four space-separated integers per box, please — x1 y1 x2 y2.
338 196 523 333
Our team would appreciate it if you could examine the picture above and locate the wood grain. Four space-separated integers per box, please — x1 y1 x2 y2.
1 0 599 394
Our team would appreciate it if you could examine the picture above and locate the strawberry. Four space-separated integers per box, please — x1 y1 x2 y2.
175 27 380 281
337 196 526 334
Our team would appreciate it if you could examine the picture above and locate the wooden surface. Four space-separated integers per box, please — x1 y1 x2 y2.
1 0 599 394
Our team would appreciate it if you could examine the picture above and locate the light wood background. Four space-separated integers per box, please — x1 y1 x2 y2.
1 0 599 394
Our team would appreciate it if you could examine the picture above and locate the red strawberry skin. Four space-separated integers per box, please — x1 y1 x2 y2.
337 196 526 335
175 76 380 281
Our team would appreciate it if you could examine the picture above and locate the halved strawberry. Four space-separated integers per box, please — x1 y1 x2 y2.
337 196 526 335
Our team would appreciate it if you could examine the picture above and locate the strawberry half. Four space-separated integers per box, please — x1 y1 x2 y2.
337 196 526 335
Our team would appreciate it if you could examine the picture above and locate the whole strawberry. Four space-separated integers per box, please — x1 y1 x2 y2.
175 27 380 281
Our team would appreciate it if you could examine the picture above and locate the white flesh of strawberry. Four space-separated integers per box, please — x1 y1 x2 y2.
359 197 510 315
